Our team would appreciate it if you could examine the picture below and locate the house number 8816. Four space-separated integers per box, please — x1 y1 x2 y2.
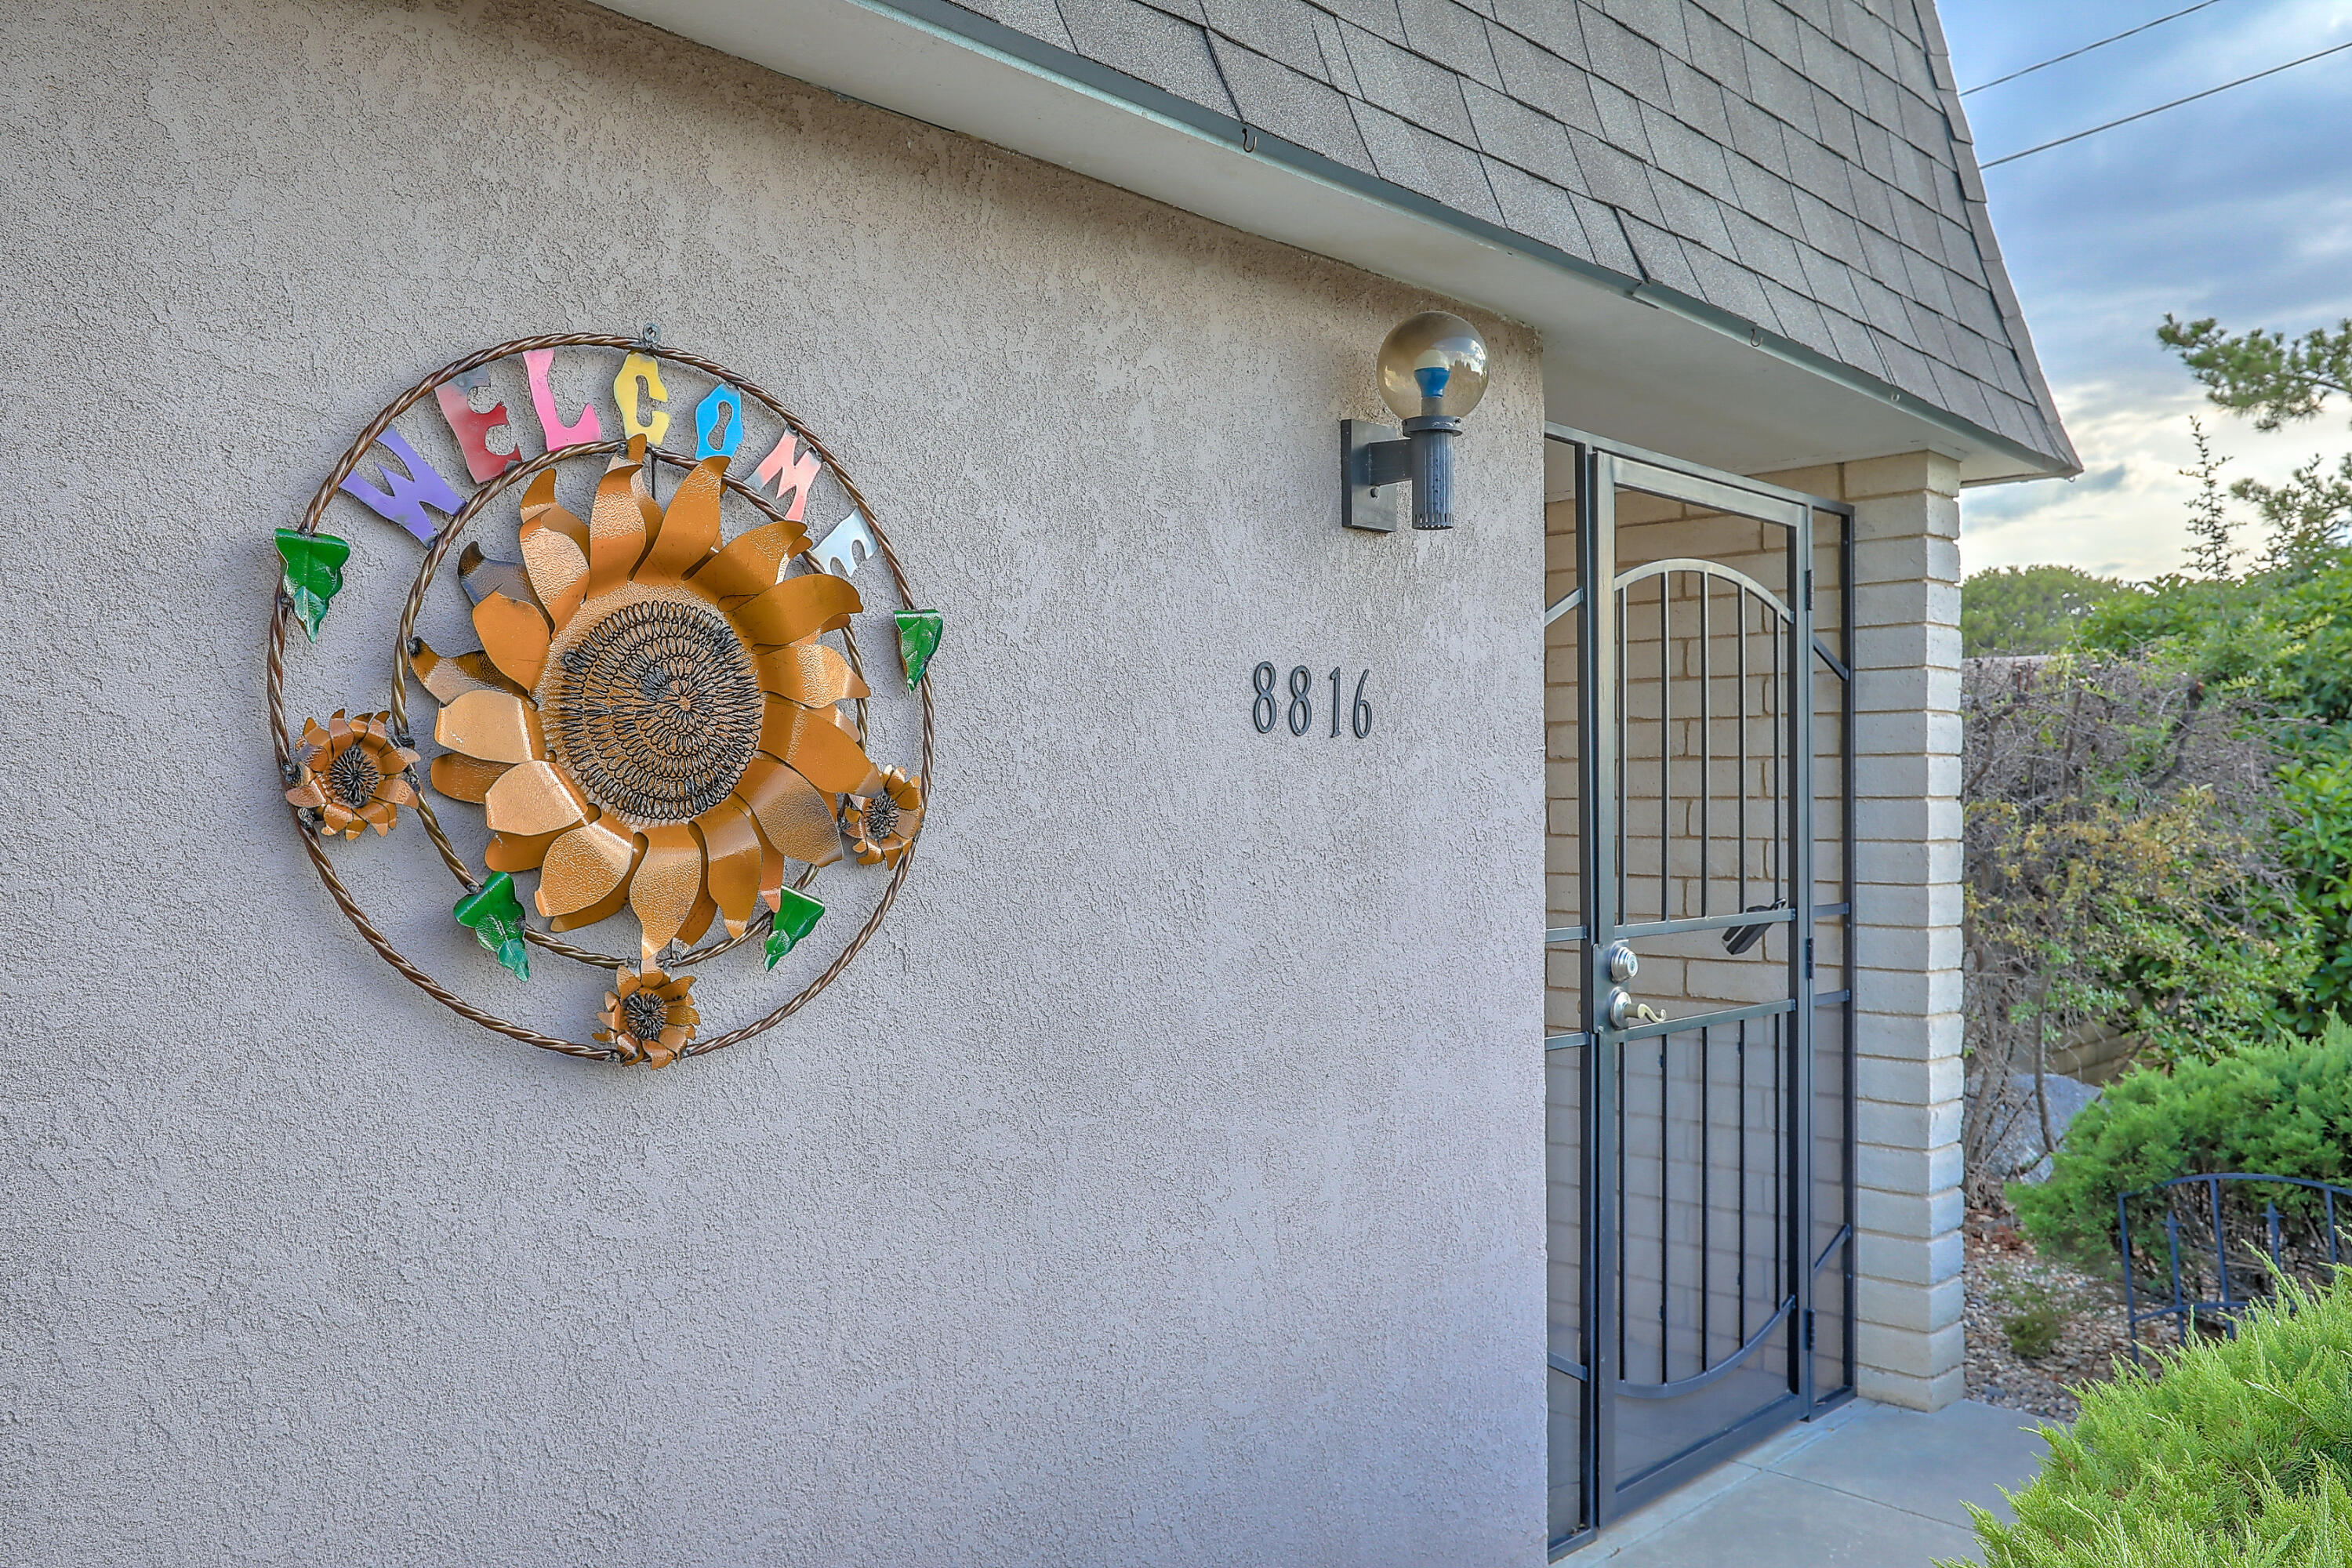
1253 662 1372 739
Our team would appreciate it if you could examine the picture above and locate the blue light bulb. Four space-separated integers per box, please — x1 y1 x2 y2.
1414 361 1451 399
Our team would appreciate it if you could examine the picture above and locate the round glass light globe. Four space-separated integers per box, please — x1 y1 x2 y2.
1376 310 1490 420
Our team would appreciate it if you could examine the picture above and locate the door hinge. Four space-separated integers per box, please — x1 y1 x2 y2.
1805 938 1815 978
1803 1308 1817 1349
1804 568 1814 605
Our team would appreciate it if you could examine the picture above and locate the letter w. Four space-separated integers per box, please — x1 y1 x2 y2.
339 429 468 544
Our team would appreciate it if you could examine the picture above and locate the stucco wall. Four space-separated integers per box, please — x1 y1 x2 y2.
0 3 1548 1563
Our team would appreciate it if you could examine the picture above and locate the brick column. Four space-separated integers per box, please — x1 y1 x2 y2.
1843 452 1965 1410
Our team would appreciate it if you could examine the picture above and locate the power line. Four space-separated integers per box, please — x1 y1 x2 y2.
1980 37 2352 169
1961 1 2229 96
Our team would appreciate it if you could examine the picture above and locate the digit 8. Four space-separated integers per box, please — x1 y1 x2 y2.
1287 665 1312 735
1252 662 1276 733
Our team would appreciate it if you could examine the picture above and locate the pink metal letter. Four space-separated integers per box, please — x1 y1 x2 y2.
524 348 602 449
753 432 822 522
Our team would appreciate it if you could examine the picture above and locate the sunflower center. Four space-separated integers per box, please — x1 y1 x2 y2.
326 743 383 809
862 793 901 840
622 989 670 1041
541 595 764 824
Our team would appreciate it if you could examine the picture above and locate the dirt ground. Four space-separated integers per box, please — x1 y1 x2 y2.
1963 1207 2140 1421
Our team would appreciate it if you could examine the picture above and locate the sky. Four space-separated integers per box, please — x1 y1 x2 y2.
1940 0 2352 579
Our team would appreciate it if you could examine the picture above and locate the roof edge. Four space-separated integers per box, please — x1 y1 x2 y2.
596 0 2082 481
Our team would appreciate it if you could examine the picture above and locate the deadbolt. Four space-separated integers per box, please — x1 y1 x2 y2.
1604 942 1639 984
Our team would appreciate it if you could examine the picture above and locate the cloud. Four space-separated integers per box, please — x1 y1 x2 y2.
1940 0 2352 579
1965 464 2126 524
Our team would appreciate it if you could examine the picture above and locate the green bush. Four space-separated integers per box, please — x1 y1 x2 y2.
1990 1270 2075 1359
2012 1019 2352 1263
1944 1274 2352 1567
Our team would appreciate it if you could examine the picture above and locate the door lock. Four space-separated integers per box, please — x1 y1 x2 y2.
1605 989 1669 1029
1604 942 1639 984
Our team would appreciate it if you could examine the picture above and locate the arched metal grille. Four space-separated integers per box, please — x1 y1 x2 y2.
1543 428 1856 1555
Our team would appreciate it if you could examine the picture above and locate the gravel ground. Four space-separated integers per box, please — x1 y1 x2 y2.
1964 1208 2139 1422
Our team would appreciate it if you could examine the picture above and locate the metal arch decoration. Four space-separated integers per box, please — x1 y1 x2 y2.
267 332 938 1067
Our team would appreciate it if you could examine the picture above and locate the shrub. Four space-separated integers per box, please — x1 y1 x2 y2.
1945 1273 2352 1567
1962 656 2309 1204
2013 1020 2352 1264
1990 1271 2074 1359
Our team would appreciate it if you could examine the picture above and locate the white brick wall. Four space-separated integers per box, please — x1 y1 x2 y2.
1842 450 1966 1411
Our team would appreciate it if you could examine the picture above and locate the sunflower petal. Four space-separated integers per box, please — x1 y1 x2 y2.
756 639 869 706
637 455 725 585
413 640 525 703
459 543 542 612
759 841 785 911
588 439 659 598
473 592 553 691
739 753 844 867
688 517 813 602
435 688 544 765
519 470 591 629
376 775 419 807
693 797 765 939
484 760 589 837
359 800 397 834
485 827 564 873
735 573 861 649
760 698 878 794
538 813 641 924
520 466 590 552
629 822 704 969
430 753 512 804
285 777 328 808
679 885 718 946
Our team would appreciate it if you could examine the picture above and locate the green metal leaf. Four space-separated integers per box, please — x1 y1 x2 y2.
894 608 943 690
454 872 531 981
764 886 826 970
276 528 352 643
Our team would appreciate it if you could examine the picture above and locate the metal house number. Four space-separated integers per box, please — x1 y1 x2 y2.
1250 662 1373 739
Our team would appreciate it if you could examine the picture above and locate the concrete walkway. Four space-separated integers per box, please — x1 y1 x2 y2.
1581 1399 2054 1566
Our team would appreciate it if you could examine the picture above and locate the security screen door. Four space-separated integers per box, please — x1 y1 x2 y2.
1542 428 1856 1555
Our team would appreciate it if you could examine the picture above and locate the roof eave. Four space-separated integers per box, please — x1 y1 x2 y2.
596 0 2081 484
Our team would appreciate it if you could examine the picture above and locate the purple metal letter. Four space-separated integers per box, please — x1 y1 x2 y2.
338 428 469 545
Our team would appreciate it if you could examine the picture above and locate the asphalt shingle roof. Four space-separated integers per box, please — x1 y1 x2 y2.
949 0 2069 465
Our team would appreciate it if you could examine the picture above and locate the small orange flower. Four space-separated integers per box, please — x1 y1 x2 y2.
597 968 698 1068
285 710 420 839
844 767 923 867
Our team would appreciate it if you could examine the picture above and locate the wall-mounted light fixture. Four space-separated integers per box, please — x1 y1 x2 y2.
1340 312 1490 532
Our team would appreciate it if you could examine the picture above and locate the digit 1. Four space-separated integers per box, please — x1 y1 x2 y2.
1329 668 1341 737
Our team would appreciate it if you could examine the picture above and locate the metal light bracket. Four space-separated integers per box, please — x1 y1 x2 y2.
1341 419 1409 532
1341 416 1462 531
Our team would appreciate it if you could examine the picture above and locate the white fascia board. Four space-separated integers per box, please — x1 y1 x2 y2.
599 0 2070 485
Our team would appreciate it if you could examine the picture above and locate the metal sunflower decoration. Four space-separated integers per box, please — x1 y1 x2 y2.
268 333 938 1068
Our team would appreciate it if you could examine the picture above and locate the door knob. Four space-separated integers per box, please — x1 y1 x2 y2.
1606 989 1669 1029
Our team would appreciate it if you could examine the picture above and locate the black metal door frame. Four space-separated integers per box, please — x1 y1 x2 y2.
1545 425 1857 1556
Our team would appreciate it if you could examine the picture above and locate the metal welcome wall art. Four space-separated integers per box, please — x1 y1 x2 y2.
270 332 940 1068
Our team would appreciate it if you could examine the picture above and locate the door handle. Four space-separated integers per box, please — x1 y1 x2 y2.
1606 989 1670 1029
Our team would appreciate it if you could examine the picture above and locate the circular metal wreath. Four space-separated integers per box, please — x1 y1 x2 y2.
267 332 935 1062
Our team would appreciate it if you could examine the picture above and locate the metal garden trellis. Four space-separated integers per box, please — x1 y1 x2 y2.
2118 1172 2352 1364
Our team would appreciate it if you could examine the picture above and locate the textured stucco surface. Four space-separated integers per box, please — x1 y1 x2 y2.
0 3 1548 1563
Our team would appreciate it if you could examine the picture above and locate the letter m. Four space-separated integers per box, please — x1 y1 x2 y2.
752 432 822 522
